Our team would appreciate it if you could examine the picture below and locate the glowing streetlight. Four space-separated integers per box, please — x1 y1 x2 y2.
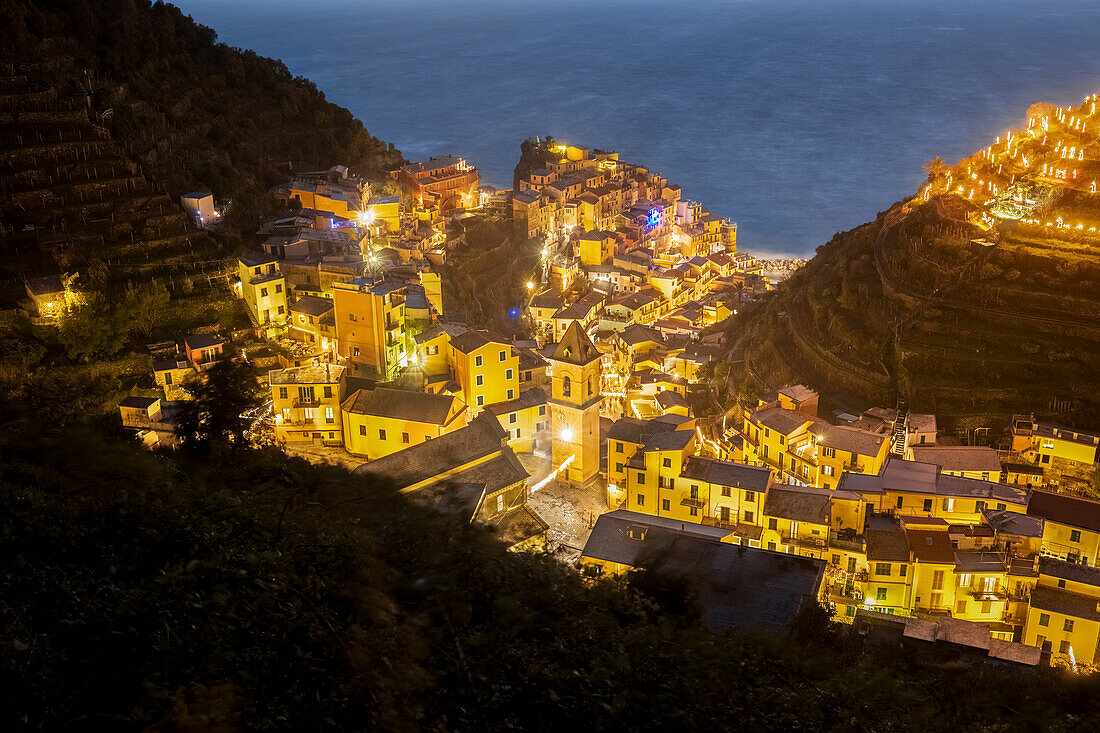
526 281 535 290
357 209 376 227
560 427 574 442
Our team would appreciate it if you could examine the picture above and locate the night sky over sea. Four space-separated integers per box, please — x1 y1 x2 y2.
178 0 1100 257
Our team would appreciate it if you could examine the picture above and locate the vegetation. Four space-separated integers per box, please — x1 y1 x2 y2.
174 359 264 450
0 0 403 236
4 419 1100 729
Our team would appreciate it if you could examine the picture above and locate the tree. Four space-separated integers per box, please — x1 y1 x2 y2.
174 359 263 450
121 281 170 338
57 293 127 361
924 155 945 181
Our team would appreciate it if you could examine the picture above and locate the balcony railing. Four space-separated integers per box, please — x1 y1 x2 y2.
680 497 705 509
829 531 865 553
781 533 827 550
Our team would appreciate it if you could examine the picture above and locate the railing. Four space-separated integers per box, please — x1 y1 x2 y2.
680 497 705 509
782 533 827 550
829 532 866 553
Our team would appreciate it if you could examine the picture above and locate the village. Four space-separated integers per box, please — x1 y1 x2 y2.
102 135 1100 672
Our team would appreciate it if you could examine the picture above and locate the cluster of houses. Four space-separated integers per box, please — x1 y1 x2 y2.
115 149 1100 669
579 383 1100 669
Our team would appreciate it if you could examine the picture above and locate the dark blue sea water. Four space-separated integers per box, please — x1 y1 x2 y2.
176 0 1100 257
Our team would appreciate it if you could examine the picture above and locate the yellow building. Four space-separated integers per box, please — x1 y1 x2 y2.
485 389 550 454
355 411 548 551
1023 557 1100 667
288 295 336 356
760 484 837 560
152 355 196 400
815 426 889 490
365 195 401 233
906 523 960 618
1012 416 1100 469
333 276 409 381
270 363 347 445
841 458 1030 523
341 387 467 459
238 253 288 334
546 321 603 486
678 456 772 540
863 524 913 614
449 330 520 411
1028 490 1100 566
909 445 1002 481
578 230 616 266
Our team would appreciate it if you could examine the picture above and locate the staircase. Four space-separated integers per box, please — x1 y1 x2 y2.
889 401 909 457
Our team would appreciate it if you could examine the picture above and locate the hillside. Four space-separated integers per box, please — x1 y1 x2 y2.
734 94 1100 431
0 0 402 421
4 420 1100 729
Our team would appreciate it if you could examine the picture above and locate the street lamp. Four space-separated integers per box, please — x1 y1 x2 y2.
526 281 535 290
560 427 574 442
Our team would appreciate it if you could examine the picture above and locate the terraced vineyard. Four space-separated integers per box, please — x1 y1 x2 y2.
735 95 1100 430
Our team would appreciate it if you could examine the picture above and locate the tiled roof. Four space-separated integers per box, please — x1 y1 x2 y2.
183 333 226 351
750 407 813 436
341 387 461 425
866 527 910 562
910 446 1001 473
485 388 548 417
119 396 158 409
354 412 507 490
450 329 509 355
269 363 345 385
681 457 771 491
581 510 825 631
819 425 885 458
764 485 833 525
904 529 954 564
1028 490 1100 533
290 294 334 317
1038 556 1100 588
1029 584 1100 623
549 321 600 366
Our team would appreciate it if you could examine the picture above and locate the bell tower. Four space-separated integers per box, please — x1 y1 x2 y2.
546 320 603 486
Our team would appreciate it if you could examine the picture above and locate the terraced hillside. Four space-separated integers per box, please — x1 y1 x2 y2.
0 71 226 302
736 94 1100 430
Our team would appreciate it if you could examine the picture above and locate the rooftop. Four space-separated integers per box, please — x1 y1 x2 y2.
1028 490 1100 533
581 510 825 631
269 363 346 385
354 412 509 490
763 484 832 525
341 387 462 425
680 457 771 492
909 446 1001 473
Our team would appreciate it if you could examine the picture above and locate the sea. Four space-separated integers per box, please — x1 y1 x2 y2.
176 0 1100 258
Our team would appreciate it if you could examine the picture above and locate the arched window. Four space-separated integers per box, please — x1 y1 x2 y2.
562 375 572 398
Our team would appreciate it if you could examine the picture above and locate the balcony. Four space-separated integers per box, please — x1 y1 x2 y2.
293 399 320 408
829 530 865 553
781 533 828 551
827 583 864 603
680 497 705 509
966 584 1010 601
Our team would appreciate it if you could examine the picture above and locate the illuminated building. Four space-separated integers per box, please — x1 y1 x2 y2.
546 321 603 486
269 363 347 446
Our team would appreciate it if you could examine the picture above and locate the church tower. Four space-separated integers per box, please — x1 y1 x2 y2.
546 320 603 486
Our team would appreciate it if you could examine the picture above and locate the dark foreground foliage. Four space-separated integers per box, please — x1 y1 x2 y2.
2 422 1100 730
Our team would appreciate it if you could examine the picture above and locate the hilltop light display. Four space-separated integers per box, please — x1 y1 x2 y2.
920 93 1100 235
